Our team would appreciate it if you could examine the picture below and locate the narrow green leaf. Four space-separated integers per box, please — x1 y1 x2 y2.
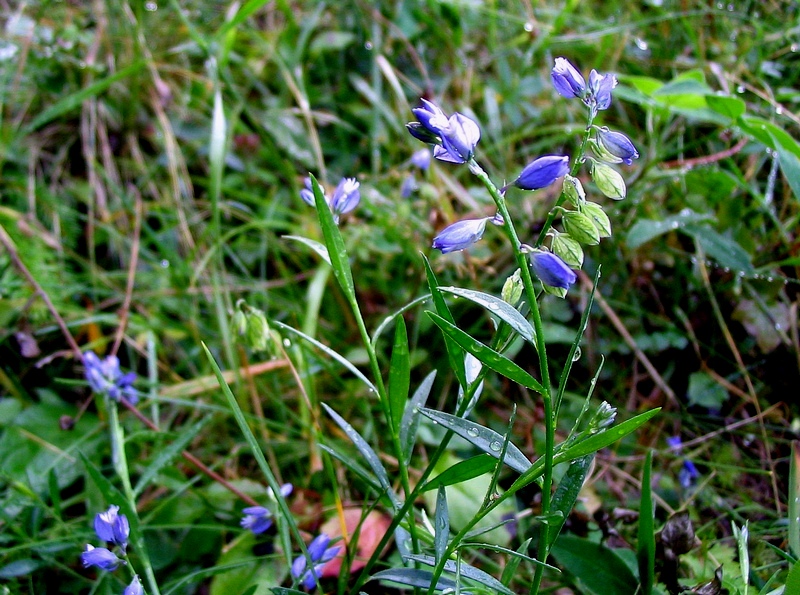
400 371 437 465
48 469 61 520
282 235 331 266
309 174 356 303
434 486 449 566
388 317 410 434
426 312 544 394
422 255 466 388
550 535 639 595
273 321 377 393
215 0 273 40
422 454 496 492
684 224 756 275
554 408 661 462
769 131 800 205
419 408 531 474
439 286 537 345
318 445 382 494
790 441 800 557
548 454 594 547
133 418 211 497
705 94 746 120
404 554 516 595
501 538 534 585
23 62 146 133
322 403 400 510
370 568 458 591
270 588 308 595
637 450 655 595
786 561 800 594
371 294 431 347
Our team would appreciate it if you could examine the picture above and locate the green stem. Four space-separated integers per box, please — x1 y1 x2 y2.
108 401 162 595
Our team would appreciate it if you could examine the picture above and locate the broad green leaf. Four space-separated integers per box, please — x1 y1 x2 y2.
684 224 755 275
310 31 356 54
786 561 800 594
422 454 496 492
626 210 712 249
400 371 437 464
0 559 44 578
422 255 467 388
434 486 449 565
548 454 594 547
550 535 639 595
322 404 400 510
309 174 357 303
404 554 516 595
439 286 537 345
705 95 746 120
637 451 655 595
739 116 800 160
419 408 531 474
273 321 377 393
133 417 211 497
210 532 287 595
686 371 728 409
769 131 800 204
621 75 664 96
388 317 410 434
282 235 331 266
426 312 544 394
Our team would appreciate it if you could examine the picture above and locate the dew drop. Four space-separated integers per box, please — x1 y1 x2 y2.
364 41 373 50
736 85 745 93
634 37 648 51
489 440 502 452
489 302 500 311
282 338 291 347
792 43 798 52
467 427 479 438
726 3 734 10
776 107 783 115
160 259 170 268
145 1 158 10
572 346 582 362
523 22 534 32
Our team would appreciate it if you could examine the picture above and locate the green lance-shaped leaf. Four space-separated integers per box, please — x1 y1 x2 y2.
322 403 400 510
550 535 639 595
400 371 437 465
426 312 544 394
637 450 655 595
419 408 531 474
388 317 410 434
422 454 497 492
369 568 459 592
434 486 449 566
404 554 516 595
282 235 331 266
438 286 537 346
548 454 594 548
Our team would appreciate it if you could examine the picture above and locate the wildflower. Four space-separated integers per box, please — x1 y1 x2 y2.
512 155 570 191
94 505 130 551
81 544 122 571
529 251 577 290
551 57 586 99
300 177 360 222
667 436 700 488
83 351 138 404
588 69 617 112
595 127 639 165
410 99 481 164
240 483 293 535
124 575 143 595
411 148 432 170
431 218 490 254
291 533 341 590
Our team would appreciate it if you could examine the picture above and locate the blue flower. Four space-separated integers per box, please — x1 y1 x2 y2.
300 177 360 223
81 544 122 571
551 57 586 99
512 155 570 191
667 436 700 488
587 69 617 112
83 351 138 404
411 148 431 170
291 533 341 591
595 127 639 165
94 505 130 551
124 575 143 595
410 100 481 164
529 251 577 289
240 483 293 535
432 218 490 254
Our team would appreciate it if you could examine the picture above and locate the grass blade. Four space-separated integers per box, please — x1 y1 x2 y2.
388 317 410 434
637 450 655 595
434 486 449 566
439 286 537 346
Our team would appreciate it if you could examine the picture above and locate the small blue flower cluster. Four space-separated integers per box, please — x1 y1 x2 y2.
80 505 142 594
83 351 139 404
291 533 341 590
667 436 701 488
240 483 293 534
300 176 360 223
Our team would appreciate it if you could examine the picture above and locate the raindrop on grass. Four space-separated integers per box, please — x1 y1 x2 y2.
489 441 502 452
572 347 582 362
467 427 479 438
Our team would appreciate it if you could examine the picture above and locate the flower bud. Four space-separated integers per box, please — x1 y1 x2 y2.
562 174 586 206
580 202 612 238
595 127 639 165
592 162 627 200
588 69 617 112
562 211 600 245
529 250 577 290
234 300 274 354
551 232 584 268
551 57 586 99
501 269 524 306
513 155 570 191
432 218 490 254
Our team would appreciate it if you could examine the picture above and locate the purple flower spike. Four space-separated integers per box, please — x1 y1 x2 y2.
513 155 570 191
432 218 490 254
529 251 577 289
588 69 618 112
83 351 138 404
240 506 274 534
124 575 144 595
551 57 586 99
93 505 130 551
291 533 341 591
435 112 481 163
595 127 639 165
81 544 122 571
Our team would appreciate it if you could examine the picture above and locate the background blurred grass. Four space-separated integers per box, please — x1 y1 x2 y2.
0 0 798 593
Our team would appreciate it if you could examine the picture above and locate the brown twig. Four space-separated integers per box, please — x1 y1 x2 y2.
660 137 749 170
111 189 143 356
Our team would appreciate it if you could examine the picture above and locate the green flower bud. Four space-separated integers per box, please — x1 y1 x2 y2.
580 202 612 238
562 211 600 245
234 300 274 353
551 232 585 268
562 174 586 206
588 138 623 165
541 283 568 299
501 269 524 306
592 162 626 200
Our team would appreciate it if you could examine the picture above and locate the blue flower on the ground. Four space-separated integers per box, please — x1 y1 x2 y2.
529 251 577 289
512 155 570 191
410 99 481 164
595 127 639 165
300 177 360 223
240 483 293 535
81 544 122 571
432 218 491 254
667 436 700 488
124 575 143 595
291 533 341 590
94 505 130 551
83 351 138 404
